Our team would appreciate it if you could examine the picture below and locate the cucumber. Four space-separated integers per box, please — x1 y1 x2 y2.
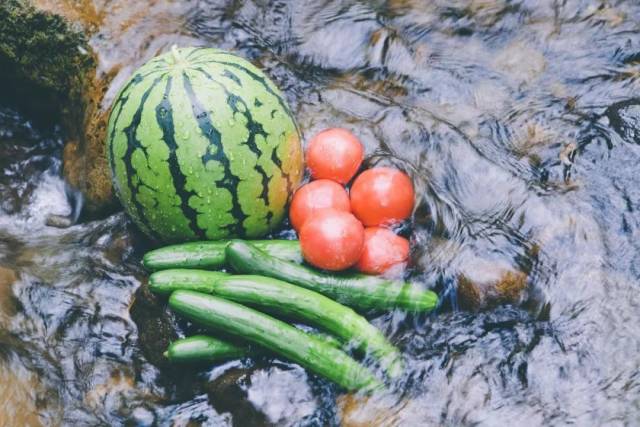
164 335 248 363
143 240 301 271
225 240 438 313
164 333 343 364
169 290 382 391
149 270 229 295
150 271 403 377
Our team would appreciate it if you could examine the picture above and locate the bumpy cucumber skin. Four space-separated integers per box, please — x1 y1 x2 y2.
169 290 381 391
143 240 302 271
225 240 438 312
149 270 230 295
151 271 403 377
165 335 248 363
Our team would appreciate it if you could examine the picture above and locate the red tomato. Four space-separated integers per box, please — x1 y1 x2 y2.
350 167 414 227
289 180 351 232
356 227 410 274
299 209 364 271
306 128 364 184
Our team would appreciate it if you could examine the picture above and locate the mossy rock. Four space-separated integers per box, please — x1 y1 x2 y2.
0 0 116 215
0 1 90 92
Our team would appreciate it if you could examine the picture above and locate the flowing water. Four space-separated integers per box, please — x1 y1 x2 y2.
2 1 640 425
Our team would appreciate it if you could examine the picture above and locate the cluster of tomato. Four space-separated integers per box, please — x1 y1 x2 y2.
290 128 415 274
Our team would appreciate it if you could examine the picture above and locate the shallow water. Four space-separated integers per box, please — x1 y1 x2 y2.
2 0 640 425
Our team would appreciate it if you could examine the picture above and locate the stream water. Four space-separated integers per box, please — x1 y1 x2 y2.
2 1 640 426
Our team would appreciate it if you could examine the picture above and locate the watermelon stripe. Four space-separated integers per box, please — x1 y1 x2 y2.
206 58 294 120
185 46 209 61
222 69 242 86
121 75 166 241
204 58 300 195
270 145 293 198
181 72 248 236
155 75 206 240
196 60 297 206
107 74 143 180
107 70 161 167
194 67 272 209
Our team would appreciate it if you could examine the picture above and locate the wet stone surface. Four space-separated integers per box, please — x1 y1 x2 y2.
2 1 640 425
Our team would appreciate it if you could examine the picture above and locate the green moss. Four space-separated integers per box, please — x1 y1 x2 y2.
0 0 93 104
0 0 112 214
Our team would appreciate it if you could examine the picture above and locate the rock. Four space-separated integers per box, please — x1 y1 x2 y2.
458 267 527 311
205 367 272 427
337 393 402 427
0 266 17 286
0 0 110 214
0 0 92 106
84 368 136 413
129 281 178 368
0 355 46 427
1 0 196 216
45 214 75 228
0 266 18 324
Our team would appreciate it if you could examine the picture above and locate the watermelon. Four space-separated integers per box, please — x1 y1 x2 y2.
106 46 303 242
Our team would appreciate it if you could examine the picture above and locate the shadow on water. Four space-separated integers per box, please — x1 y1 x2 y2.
2 0 640 425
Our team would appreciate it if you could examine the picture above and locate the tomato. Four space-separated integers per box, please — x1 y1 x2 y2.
356 227 410 274
289 180 351 232
299 209 364 271
350 167 414 227
306 128 364 184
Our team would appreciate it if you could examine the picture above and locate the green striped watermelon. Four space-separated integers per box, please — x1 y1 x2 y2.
106 46 303 242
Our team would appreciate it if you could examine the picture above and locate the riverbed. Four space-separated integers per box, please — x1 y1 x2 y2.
1 1 640 425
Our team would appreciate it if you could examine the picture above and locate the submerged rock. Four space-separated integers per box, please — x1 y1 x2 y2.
205 367 272 427
0 266 18 325
457 265 528 311
129 281 178 368
0 353 47 427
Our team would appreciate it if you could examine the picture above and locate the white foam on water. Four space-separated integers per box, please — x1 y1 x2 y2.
0 171 71 238
245 367 317 426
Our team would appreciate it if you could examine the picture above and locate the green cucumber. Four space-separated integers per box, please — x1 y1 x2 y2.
143 240 302 271
164 335 248 363
149 270 230 295
150 271 403 376
169 290 381 391
164 332 343 364
225 240 438 313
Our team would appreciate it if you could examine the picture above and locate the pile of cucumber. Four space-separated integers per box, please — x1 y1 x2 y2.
144 239 438 391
